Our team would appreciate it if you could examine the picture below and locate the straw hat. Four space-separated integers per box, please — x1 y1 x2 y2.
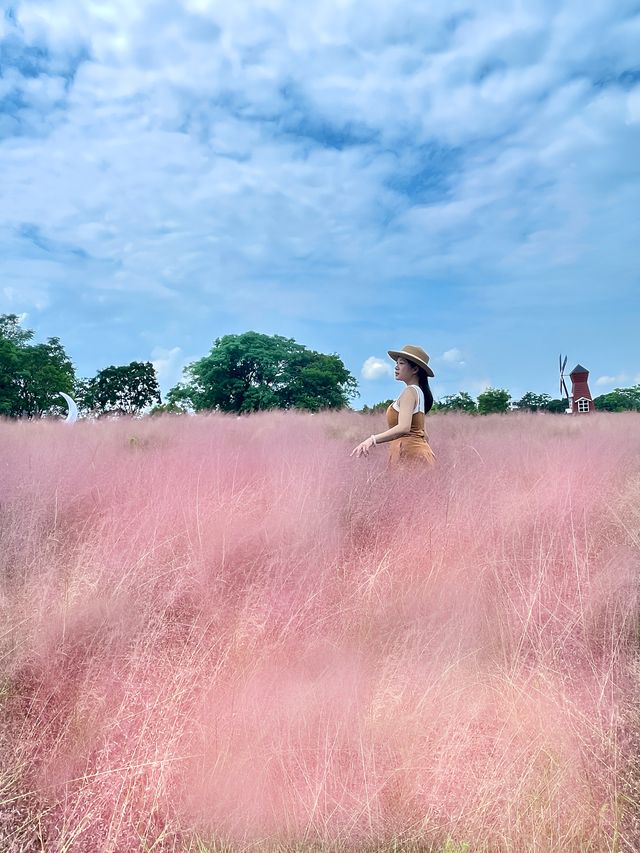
387 344 435 377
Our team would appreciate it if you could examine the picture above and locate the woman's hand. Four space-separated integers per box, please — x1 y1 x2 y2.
351 435 376 458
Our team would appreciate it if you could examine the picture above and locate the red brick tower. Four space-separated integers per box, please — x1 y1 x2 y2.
570 364 593 414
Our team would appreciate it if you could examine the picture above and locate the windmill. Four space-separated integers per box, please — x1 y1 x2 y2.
559 354 572 413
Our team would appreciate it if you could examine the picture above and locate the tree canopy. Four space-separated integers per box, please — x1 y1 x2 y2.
0 335 21 417
477 387 511 414
434 391 477 413
513 392 552 411
594 386 640 412
78 361 161 416
168 332 358 413
545 398 571 413
0 314 75 417
0 314 34 347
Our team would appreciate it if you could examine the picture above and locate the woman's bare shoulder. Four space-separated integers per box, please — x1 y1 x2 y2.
399 385 419 397
398 386 418 403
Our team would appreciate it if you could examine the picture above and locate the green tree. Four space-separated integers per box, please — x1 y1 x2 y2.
16 338 76 418
81 361 161 416
594 386 640 412
437 391 477 413
168 332 358 413
0 314 34 347
1 314 34 416
166 381 197 412
281 349 357 411
73 377 95 414
477 387 511 414
0 315 75 417
0 336 21 416
546 398 571 413
514 392 552 411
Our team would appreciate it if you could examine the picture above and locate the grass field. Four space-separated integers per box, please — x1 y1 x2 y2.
1 410 639 852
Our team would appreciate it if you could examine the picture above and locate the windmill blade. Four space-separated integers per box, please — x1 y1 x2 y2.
559 354 569 398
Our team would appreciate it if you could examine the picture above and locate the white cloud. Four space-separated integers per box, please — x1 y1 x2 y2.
595 374 628 386
627 86 640 125
361 356 393 380
439 347 466 367
151 345 188 391
1 0 639 393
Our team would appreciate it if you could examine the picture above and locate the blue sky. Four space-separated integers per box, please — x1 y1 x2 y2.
1 0 639 407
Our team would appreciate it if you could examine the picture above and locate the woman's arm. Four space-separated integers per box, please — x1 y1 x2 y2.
351 387 417 457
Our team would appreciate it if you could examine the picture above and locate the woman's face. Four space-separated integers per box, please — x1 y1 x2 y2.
395 357 418 384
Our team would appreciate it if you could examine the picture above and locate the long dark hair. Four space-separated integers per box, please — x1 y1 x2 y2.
414 365 434 414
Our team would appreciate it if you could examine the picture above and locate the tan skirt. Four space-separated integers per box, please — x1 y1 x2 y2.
386 405 436 466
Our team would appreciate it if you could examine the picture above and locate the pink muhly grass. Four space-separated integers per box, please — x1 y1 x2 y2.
0 410 639 851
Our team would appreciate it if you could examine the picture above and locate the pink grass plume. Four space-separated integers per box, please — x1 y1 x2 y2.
0 410 639 850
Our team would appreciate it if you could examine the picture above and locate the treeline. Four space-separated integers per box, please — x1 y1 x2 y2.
164 331 357 414
0 317 356 418
2 314 638 419
436 390 565 414
0 314 161 418
363 387 640 414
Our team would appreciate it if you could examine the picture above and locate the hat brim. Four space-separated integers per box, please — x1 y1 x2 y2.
388 350 435 377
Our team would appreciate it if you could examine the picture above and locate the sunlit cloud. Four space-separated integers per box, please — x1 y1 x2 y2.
361 356 393 380
0 0 638 402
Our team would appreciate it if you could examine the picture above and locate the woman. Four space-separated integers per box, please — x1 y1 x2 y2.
351 345 435 465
